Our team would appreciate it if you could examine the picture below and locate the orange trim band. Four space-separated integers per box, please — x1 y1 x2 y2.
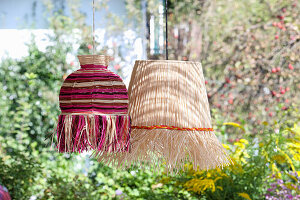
131 125 214 131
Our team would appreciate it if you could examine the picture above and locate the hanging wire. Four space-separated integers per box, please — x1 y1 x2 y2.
93 0 95 55
164 0 168 60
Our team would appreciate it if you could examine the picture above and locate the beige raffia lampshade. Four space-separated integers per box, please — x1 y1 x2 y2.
97 60 232 172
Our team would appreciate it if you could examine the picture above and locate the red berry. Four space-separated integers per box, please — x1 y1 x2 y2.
280 89 285 94
269 112 274 117
288 63 294 70
277 15 284 20
265 107 269 111
183 56 188 61
272 22 277 27
216 104 221 108
285 87 290 92
277 23 283 29
87 44 93 49
271 91 277 96
205 80 208 84
271 68 277 73
114 64 121 70
275 35 279 39
282 106 287 110
220 94 225 98
276 67 281 72
228 99 233 104
282 8 287 13
208 94 211 98
235 138 240 142
224 84 228 88
285 99 289 103
225 77 231 83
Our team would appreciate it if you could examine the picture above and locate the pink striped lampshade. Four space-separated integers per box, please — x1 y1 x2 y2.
51 55 131 154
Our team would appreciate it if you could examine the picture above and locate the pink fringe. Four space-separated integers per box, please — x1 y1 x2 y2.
54 114 131 153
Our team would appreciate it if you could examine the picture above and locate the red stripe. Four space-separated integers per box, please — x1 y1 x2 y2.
61 104 128 108
59 94 128 99
80 64 108 69
60 88 128 93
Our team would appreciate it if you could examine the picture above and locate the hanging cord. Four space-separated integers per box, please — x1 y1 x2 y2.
165 0 168 60
93 0 95 55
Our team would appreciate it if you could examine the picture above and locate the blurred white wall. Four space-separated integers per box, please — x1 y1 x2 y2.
0 0 146 84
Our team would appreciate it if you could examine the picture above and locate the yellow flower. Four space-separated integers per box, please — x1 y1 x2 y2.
222 144 230 150
277 148 296 172
240 158 247 164
206 172 212 178
271 163 282 179
184 178 216 193
217 186 223 191
229 160 244 174
272 155 286 164
223 122 245 132
238 192 252 200
262 121 268 126
160 177 171 184
259 143 264 147
239 139 249 145
234 142 245 149
291 124 300 135
243 152 250 158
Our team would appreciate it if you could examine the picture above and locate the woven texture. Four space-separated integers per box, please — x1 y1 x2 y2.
52 55 131 153
97 60 232 172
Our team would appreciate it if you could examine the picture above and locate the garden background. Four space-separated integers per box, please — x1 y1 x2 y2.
0 0 299 199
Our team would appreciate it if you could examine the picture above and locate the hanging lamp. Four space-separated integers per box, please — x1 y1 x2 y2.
97 0 232 172
51 1 131 154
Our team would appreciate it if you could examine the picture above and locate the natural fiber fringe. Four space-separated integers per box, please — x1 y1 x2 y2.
94 60 233 173
94 129 233 173
51 114 131 153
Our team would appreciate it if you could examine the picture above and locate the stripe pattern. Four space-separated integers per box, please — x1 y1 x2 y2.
132 125 214 131
53 63 131 153
59 64 129 114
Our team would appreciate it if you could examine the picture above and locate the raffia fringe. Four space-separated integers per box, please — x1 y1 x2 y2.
93 129 234 173
51 114 131 153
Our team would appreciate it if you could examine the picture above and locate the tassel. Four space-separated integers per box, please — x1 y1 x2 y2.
52 114 131 153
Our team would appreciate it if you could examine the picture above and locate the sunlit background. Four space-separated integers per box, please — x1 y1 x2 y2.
0 0 299 199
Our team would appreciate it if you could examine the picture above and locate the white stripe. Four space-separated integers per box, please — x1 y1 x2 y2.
62 81 124 87
60 99 128 103
72 70 110 74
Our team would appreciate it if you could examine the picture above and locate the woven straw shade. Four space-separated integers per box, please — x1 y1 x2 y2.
97 60 232 172
51 55 131 154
